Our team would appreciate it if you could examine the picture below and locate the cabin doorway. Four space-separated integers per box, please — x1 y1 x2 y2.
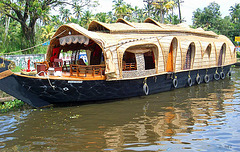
166 46 173 72
166 38 177 72
218 43 226 66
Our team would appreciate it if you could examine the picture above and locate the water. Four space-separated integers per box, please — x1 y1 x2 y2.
0 67 240 151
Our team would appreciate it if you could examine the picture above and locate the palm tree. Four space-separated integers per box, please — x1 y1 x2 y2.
152 0 177 23
125 4 134 20
51 15 62 28
82 11 94 28
107 11 116 23
112 0 126 18
95 12 108 23
229 3 240 23
73 3 82 20
132 6 147 22
59 7 72 23
41 25 55 41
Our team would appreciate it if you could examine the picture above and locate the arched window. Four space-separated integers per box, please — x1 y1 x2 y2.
218 43 226 66
203 44 211 67
184 43 195 70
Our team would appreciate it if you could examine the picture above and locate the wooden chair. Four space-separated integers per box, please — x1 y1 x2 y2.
53 58 63 72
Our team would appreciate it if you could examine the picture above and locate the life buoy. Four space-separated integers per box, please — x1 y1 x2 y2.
173 78 178 88
214 73 220 80
204 75 210 83
196 75 201 84
143 83 149 95
187 77 192 87
220 72 225 79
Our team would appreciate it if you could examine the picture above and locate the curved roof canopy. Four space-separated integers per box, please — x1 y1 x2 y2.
88 18 217 37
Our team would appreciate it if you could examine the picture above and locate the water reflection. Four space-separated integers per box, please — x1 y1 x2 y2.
0 68 239 151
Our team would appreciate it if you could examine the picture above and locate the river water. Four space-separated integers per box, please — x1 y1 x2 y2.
0 67 240 151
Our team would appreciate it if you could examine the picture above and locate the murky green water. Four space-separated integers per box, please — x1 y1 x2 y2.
1 67 240 151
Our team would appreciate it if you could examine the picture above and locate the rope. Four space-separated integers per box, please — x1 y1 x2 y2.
37 71 56 90
2 30 67 55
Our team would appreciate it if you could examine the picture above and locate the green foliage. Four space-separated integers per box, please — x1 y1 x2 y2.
10 66 22 72
0 99 25 113
165 14 180 24
192 2 222 30
237 51 240 58
192 2 240 43
0 0 239 56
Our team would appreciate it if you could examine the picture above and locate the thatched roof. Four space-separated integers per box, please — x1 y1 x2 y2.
88 18 218 37
46 23 105 60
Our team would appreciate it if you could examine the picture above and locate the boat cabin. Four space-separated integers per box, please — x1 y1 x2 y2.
40 25 107 80
34 18 236 81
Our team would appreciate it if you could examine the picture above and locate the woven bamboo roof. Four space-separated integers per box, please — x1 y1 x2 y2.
88 18 218 37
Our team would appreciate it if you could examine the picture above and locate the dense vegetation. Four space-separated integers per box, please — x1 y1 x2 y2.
0 99 25 113
0 0 239 55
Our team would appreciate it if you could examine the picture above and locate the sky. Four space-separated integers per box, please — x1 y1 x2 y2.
93 0 240 25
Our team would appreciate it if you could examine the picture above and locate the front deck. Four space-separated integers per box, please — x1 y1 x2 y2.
21 63 106 81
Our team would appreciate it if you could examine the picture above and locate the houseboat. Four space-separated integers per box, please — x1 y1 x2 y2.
0 18 237 107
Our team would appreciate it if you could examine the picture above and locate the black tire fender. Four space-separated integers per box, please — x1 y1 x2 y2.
187 77 192 87
173 78 178 88
214 73 220 80
196 75 201 84
143 83 149 95
220 72 225 79
204 75 210 83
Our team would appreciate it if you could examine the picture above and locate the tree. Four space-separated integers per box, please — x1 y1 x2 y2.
72 0 99 20
165 14 180 24
229 3 240 44
0 0 59 51
0 0 98 53
41 25 55 41
95 12 108 23
81 10 94 28
192 2 222 31
59 7 72 23
230 3 240 24
132 6 147 23
112 0 133 19
148 0 177 23
192 2 240 43
143 0 154 17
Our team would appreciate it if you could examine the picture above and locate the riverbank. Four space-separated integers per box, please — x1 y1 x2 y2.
0 91 26 113
0 99 25 113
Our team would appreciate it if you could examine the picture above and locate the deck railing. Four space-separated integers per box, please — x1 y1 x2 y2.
70 64 105 77
122 63 137 71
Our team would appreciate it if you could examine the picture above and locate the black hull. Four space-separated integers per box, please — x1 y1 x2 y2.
0 65 231 108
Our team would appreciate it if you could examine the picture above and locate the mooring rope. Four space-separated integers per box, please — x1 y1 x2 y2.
1 30 67 55
37 71 56 90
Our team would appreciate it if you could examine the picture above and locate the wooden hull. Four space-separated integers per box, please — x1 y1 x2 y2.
0 63 232 108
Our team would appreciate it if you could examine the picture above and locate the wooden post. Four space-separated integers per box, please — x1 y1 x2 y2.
0 97 15 103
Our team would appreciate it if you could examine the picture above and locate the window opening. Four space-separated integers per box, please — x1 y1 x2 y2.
144 51 155 70
122 52 137 71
